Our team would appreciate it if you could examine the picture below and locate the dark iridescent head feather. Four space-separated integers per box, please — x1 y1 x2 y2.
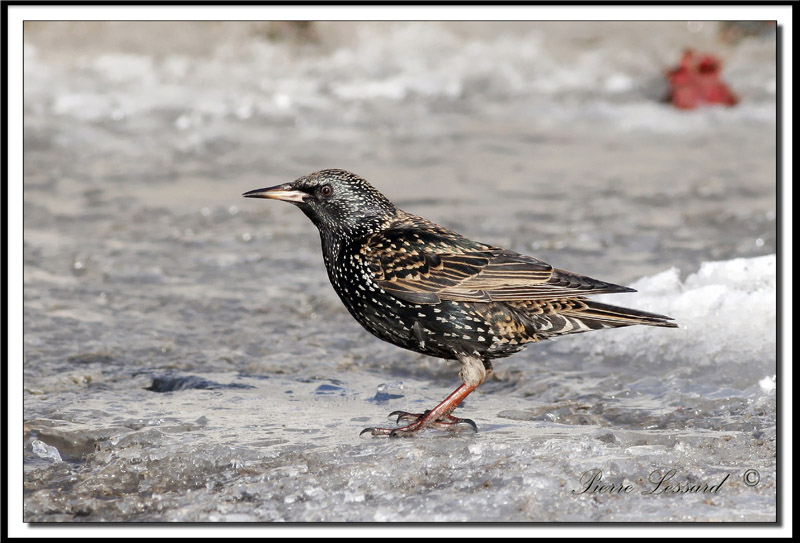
285 169 398 240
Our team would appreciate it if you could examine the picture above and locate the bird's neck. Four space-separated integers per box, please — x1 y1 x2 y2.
319 213 399 270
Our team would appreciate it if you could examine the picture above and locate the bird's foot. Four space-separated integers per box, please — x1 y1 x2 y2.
359 411 477 437
391 410 477 432
360 383 480 437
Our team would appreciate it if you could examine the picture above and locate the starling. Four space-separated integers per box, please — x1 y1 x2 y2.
243 169 677 437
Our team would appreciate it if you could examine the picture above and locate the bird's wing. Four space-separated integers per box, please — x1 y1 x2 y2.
365 229 633 305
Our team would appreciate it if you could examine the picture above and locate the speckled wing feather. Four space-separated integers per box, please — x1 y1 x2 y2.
366 227 635 305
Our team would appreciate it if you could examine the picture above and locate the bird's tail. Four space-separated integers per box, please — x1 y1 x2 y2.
566 299 678 330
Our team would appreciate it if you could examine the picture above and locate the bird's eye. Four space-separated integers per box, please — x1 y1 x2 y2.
319 184 333 198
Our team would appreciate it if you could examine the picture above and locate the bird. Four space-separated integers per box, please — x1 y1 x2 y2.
243 169 677 437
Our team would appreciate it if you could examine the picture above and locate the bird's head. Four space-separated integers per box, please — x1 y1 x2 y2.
243 169 398 239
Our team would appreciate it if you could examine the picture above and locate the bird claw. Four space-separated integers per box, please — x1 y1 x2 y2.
428 416 478 433
446 417 478 433
362 410 478 437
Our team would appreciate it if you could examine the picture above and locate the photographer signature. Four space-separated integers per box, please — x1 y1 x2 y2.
572 468 760 495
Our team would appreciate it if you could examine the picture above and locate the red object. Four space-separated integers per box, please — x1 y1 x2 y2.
666 50 739 109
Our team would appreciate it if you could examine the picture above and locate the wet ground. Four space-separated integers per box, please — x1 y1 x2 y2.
20 21 777 523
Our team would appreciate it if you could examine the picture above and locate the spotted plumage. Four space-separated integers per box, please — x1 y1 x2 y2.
244 169 677 436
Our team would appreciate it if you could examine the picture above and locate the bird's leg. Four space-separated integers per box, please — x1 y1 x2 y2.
361 354 490 437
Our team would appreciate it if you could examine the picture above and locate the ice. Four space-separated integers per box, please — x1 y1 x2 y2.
30 439 63 463
371 381 405 402
759 375 776 393
22 256 777 521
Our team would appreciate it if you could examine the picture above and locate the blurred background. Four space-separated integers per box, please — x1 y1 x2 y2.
23 21 777 276
23 21 777 522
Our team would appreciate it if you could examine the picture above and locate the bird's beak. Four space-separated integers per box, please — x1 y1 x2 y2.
242 184 308 203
